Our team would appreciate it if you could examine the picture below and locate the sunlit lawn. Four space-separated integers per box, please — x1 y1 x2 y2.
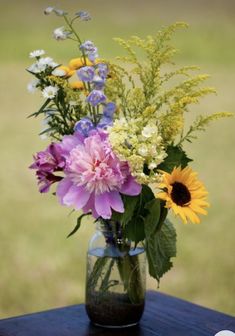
0 0 234 319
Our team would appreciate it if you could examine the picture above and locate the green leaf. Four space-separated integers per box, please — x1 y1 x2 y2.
140 184 155 205
27 99 51 118
144 198 161 235
111 194 139 225
157 145 192 173
124 215 145 246
67 213 90 238
145 219 177 282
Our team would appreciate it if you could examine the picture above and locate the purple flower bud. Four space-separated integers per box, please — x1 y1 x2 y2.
74 117 95 137
97 63 109 79
30 143 65 193
75 11 91 21
77 66 95 82
103 102 116 118
86 90 106 106
44 7 54 15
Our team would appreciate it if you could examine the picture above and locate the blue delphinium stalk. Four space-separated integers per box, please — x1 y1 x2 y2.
92 75 105 90
97 63 109 79
103 102 116 118
77 66 95 82
74 117 95 137
86 90 106 106
80 40 98 62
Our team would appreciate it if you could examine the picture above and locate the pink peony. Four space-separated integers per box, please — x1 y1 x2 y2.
57 130 141 219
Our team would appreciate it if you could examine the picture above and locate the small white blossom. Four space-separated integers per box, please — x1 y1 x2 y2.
53 27 70 41
148 162 157 170
42 86 59 99
44 6 54 15
52 68 66 76
27 79 40 93
142 125 158 138
138 146 148 157
29 49 45 58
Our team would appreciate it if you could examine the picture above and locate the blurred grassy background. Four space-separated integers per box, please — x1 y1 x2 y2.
0 0 234 318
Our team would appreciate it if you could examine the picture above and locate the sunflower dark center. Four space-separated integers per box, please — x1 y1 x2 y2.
171 182 191 206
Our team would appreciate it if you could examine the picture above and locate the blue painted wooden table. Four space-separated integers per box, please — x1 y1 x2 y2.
0 291 234 335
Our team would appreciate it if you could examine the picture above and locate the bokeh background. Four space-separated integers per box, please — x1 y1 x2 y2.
0 0 234 318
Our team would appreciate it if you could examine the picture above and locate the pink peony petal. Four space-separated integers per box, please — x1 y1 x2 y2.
108 191 124 213
120 175 142 196
59 134 83 158
95 192 112 219
63 185 90 209
56 178 73 204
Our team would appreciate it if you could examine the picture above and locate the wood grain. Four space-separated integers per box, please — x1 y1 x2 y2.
0 291 234 336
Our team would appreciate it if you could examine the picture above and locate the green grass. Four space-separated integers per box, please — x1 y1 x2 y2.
0 0 235 319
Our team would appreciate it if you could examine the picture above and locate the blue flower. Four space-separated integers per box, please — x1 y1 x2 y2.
74 117 95 137
80 41 98 62
77 66 95 82
97 63 109 79
98 116 113 129
103 102 116 118
86 90 106 106
93 75 105 90
87 48 98 62
80 40 95 52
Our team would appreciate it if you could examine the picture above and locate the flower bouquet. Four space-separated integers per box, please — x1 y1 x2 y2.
27 7 232 328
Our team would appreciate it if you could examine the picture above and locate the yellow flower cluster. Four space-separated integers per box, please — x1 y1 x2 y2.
108 117 167 184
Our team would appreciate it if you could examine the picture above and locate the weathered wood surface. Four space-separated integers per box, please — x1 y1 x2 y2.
0 291 234 336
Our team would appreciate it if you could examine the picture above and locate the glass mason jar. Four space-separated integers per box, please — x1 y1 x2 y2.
85 219 146 328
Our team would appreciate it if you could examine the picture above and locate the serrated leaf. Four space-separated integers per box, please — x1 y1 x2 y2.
157 145 192 173
67 213 90 238
145 219 177 282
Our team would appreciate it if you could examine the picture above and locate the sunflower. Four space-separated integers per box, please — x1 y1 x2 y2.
157 166 209 224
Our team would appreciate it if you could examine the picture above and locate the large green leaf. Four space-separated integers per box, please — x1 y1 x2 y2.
111 194 139 224
157 145 192 173
124 215 145 246
145 219 177 282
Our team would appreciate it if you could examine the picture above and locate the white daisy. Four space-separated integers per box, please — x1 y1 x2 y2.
42 86 59 99
51 68 66 76
37 57 58 70
27 79 40 93
27 63 42 74
53 27 70 41
29 50 45 58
